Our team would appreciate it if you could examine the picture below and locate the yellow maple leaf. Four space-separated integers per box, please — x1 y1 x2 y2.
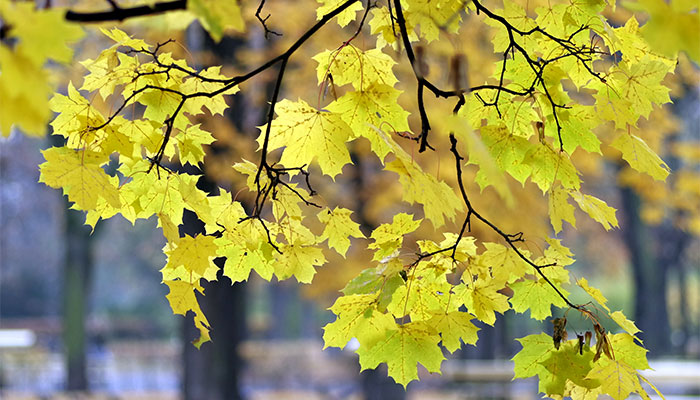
263 99 353 178
39 147 120 211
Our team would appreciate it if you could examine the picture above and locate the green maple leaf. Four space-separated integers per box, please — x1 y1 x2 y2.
636 0 700 62
478 242 531 285
512 332 555 379
540 341 599 396
404 0 464 42
341 261 404 311
549 105 602 155
448 114 513 204
357 321 445 388
509 278 569 320
387 266 455 321
428 311 480 353
612 58 673 119
610 311 642 338
263 99 353 178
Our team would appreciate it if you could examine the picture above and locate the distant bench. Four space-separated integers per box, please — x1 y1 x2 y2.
441 359 700 389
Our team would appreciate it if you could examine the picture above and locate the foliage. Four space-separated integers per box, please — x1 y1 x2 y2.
1 0 698 396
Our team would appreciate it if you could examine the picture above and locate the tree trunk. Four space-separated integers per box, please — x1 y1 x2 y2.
619 186 671 356
180 209 247 400
349 152 407 400
62 206 94 391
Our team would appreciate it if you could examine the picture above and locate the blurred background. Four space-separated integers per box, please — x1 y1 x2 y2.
1 2 700 399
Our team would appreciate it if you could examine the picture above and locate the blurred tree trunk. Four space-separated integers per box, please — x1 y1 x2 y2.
181 27 251 400
51 129 97 392
619 186 671 356
350 152 406 400
181 208 246 400
62 205 94 391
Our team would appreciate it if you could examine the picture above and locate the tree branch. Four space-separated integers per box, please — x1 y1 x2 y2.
65 0 187 22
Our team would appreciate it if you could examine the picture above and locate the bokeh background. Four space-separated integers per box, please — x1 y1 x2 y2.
1 2 699 399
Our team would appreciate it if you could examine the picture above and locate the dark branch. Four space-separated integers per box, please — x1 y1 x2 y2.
65 0 187 22
446 133 582 311
256 0 282 39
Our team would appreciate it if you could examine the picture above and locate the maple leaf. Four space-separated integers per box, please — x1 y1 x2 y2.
188 0 244 41
313 45 398 90
549 187 577 234
455 278 510 325
577 277 610 312
610 312 642 338
323 294 397 349
386 141 462 227
164 279 211 348
341 261 404 311
368 213 421 261
275 242 326 283
635 0 700 62
512 332 556 379
611 132 670 181
448 114 513 204
524 144 580 193
509 278 569 320
570 191 619 231
327 84 410 161
0 1 83 66
316 0 364 26
477 242 531 285
99 27 151 50
0 47 52 135
404 0 464 42
428 311 480 353
585 359 641 400
318 207 365 257
172 124 216 166
387 265 455 321
480 125 534 184
163 234 219 281
263 99 352 178
80 50 139 101
39 147 120 211
214 215 277 283
539 340 598 395
357 321 445 388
